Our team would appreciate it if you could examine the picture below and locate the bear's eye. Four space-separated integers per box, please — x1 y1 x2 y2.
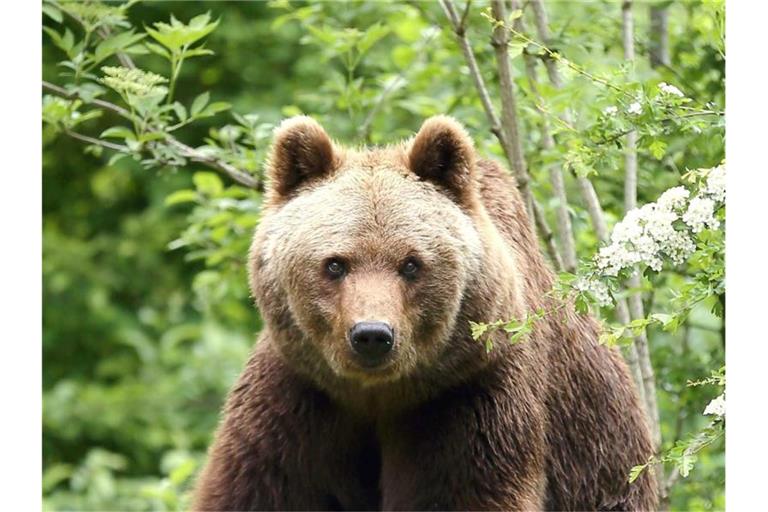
324 258 347 280
400 257 421 280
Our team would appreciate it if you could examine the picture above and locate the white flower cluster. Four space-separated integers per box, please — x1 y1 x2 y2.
627 101 643 115
596 166 725 278
602 105 618 117
703 165 726 202
574 277 612 307
682 165 725 232
703 393 725 417
659 82 685 98
682 196 719 233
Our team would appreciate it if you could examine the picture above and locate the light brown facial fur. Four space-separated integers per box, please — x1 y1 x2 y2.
250 116 491 387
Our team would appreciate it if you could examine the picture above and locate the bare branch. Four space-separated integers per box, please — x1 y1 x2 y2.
42 81 261 190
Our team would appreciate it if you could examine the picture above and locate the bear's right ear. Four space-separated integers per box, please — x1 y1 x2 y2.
266 116 337 198
407 115 477 204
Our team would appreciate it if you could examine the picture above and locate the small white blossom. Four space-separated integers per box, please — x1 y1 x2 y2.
703 393 725 417
627 101 643 115
574 277 612 307
665 231 697 266
683 196 719 233
603 106 618 116
610 209 645 244
703 165 726 202
657 186 690 212
659 82 685 98
597 244 635 277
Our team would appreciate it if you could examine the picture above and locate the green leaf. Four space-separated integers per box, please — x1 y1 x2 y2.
101 126 136 140
507 42 525 60
199 101 231 118
357 23 390 54
648 139 667 160
107 152 128 166
43 3 63 23
191 92 210 117
94 30 146 65
171 101 187 123
650 313 678 331
165 189 199 206
628 464 647 483
169 459 197 486
677 452 696 478
469 321 489 341
146 12 219 52
144 42 171 60
43 27 75 57
138 132 167 143
193 172 224 196
183 47 215 58
599 331 618 347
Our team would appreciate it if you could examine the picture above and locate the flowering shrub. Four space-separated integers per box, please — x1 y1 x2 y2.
594 165 724 285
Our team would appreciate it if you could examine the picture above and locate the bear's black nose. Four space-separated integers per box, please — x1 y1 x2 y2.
349 321 394 365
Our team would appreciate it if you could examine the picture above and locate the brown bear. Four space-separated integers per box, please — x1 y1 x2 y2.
192 115 658 511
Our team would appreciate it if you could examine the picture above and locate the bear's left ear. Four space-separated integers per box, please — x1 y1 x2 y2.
266 115 338 199
407 115 477 203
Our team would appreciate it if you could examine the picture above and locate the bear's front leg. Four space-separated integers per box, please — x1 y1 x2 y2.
192 341 378 511
379 370 548 511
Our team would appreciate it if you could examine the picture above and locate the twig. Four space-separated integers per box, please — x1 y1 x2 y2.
439 0 504 140
439 0 564 271
42 81 261 190
64 129 130 152
43 80 130 118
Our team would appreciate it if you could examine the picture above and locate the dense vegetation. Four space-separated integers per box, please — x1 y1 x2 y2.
42 1 725 510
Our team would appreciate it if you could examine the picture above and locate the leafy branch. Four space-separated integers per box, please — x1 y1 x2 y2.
42 80 261 190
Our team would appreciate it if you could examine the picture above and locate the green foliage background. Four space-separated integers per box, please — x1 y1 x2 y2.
43 1 724 510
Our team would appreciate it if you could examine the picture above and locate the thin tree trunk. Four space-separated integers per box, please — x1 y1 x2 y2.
438 0 564 271
509 0 577 273
622 1 664 498
490 0 531 205
650 3 671 69
528 0 646 398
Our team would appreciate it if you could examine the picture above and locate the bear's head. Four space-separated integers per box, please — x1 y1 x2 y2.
249 116 522 393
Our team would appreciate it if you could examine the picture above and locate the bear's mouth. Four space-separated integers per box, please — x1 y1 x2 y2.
337 345 401 383
347 342 397 370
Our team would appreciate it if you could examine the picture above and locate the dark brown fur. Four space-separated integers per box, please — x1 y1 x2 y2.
192 116 658 511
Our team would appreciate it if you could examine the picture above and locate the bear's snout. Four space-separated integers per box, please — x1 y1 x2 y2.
348 321 394 366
